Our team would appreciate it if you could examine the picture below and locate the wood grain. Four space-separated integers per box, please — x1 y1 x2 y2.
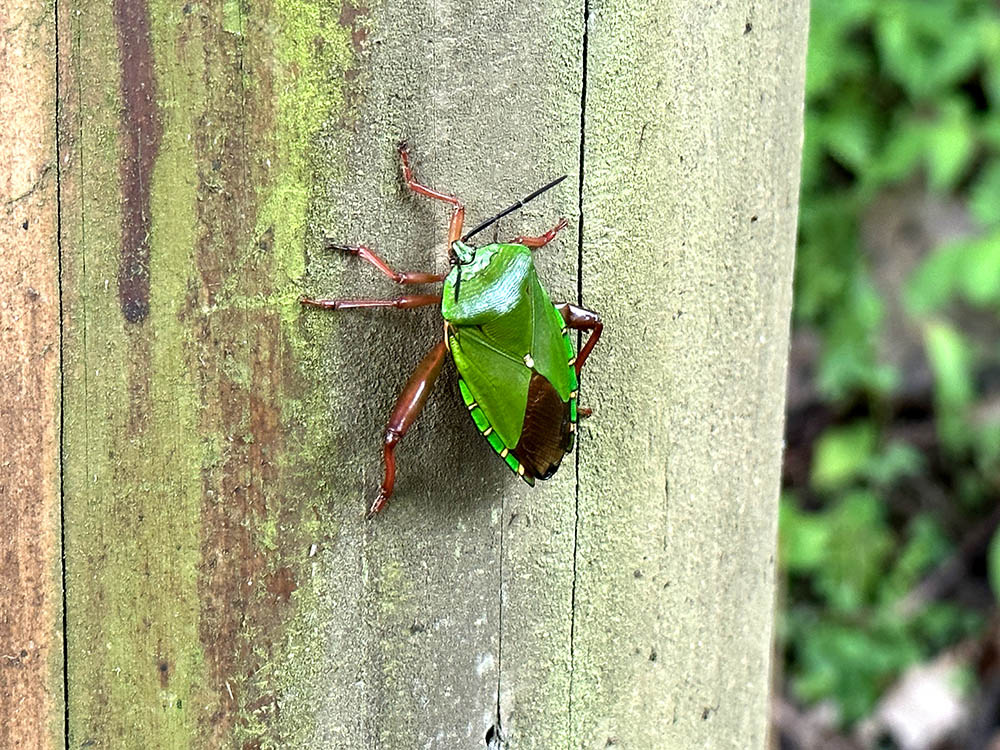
0 1 63 747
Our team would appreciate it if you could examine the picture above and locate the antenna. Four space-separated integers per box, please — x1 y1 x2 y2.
461 174 568 242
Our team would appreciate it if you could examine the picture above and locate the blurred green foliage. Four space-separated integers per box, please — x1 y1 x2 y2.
783 0 1000 726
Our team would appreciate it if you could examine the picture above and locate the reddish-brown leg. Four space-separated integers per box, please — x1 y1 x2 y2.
554 302 603 375
368 340 448 518
514 217 568 249
398 142 466 246
324 242 445 285
300 294 441 311
446 205 466 246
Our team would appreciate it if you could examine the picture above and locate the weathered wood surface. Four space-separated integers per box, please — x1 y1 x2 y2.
575 2 808 746
0 0 64 747
30 0 804 747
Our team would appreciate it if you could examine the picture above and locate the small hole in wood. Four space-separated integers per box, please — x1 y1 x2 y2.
485 724 504 748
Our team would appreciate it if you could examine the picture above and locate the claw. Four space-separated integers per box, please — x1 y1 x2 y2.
324 240 360 255
300 296 348 311
366 490 389 520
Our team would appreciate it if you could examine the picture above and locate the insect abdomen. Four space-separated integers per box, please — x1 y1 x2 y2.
512 372 572 478
458 378 535 485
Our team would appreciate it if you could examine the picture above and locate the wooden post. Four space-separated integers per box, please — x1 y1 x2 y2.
1 1 63 747
7 0 807 746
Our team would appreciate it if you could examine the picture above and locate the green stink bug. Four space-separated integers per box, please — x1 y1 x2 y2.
302 143 602 518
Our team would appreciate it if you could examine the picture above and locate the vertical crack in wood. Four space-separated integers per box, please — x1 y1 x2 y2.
568 0 590 744
54 0 69 744
493 495 506 747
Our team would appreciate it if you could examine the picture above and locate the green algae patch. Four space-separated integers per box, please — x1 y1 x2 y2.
255 0 354 286
223 0 368 747
223 0 243 35
59 0 213 742
66 0 222 741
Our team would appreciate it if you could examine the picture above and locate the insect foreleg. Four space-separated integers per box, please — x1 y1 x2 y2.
323 242 445 285
300 295 441 311
554 303 603 375
368 340 448 518
398 142 466 245
514 217 568 249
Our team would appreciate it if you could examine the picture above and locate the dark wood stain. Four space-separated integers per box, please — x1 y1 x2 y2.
265 567 298 603
338 3 370 52
113 0 162 324
158 659 170 688
338 3 370 124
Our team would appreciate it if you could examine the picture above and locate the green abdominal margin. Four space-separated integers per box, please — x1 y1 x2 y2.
457 378 535 486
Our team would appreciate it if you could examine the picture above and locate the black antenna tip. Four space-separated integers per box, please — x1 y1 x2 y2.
462 173 570 242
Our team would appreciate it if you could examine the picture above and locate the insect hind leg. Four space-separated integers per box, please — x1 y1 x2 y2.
368 340 448 518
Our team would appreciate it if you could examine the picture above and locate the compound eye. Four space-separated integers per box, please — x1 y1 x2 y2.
450 241 475 265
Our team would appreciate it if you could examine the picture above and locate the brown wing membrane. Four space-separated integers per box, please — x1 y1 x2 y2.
513 372 573 479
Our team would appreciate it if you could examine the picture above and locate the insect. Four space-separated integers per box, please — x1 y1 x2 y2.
301 143 602 518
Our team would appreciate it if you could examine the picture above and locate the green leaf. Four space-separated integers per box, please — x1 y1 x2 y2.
969 160 1000 227
805 0 876 96
864 118 927 189
811 422 878 491
905 242 965 316
817 491 894 613
824 105 879 174
983 16 1000 106
923 320 975 452
810 271 896 398
910 602 983 652
958 232 1000 305
925 102 975 192
924 320 974 408
989 529 1000 603
975 421 1000 470
983 115 1000 151
786 597 979 726
779 496 831 573
793 195 860 325
987 60 1000 112
875 3 983 100
865 441 924 485
986 529 1000 601
879 515 951 603
789 617 919 724
905 231 1000 314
